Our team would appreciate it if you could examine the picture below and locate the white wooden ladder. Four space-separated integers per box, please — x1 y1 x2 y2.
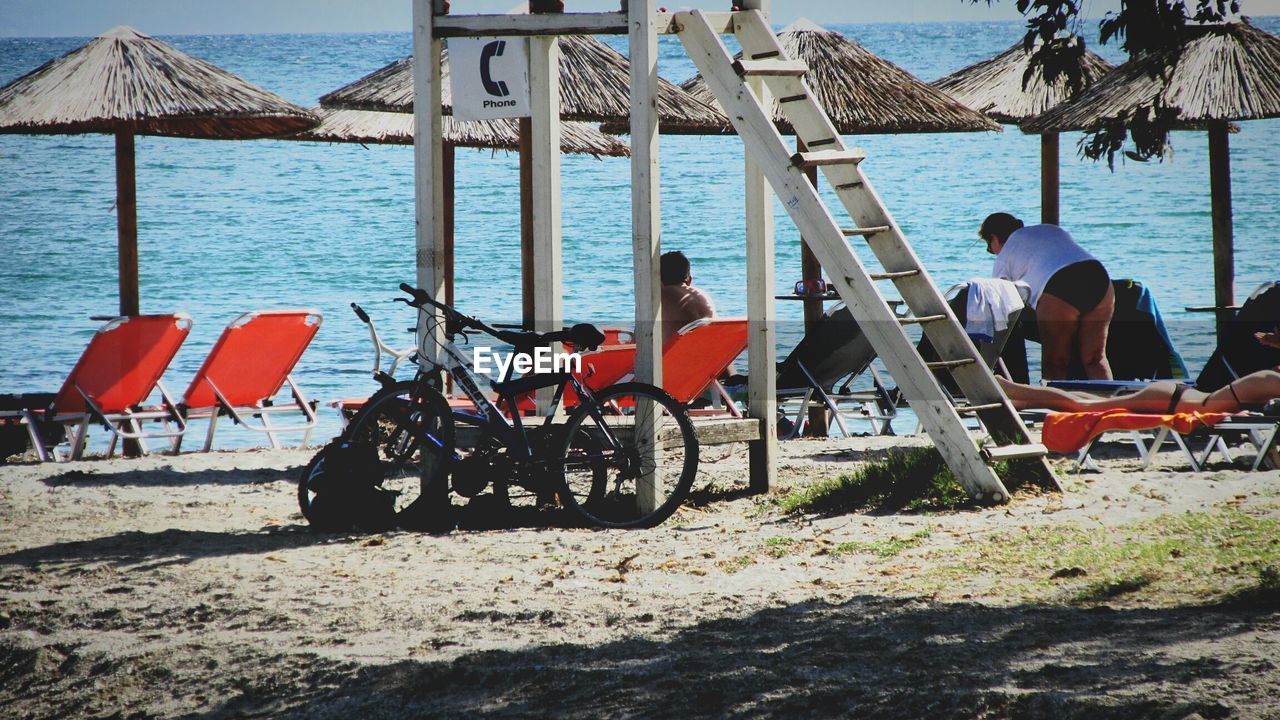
676 9 1059 501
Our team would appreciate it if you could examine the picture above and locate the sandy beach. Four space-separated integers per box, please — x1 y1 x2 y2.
2 432 1278 719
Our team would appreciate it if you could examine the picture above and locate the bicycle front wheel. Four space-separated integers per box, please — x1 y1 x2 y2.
556 382 699 529
341 380 455 527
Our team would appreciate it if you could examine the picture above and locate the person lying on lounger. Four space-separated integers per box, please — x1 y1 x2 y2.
1000 324 1280 414
996 370 1280 415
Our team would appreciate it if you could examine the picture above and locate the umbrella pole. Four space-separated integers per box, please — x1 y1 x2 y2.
1040 133 1059 226
115 129 139 316
520 117 534 330
115 129 143 457
797 137 828 437
1208 121 1234 346
444 143 455 307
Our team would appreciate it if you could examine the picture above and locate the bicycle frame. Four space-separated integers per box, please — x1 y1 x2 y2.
422 331 605 461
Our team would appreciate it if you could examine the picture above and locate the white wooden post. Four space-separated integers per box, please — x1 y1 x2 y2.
630 0 663 511
412 0 451 506
412 0 447 366
742 0 777 492
530 32 564 414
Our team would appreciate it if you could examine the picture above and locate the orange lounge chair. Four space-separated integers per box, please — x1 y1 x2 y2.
478 319 747 418
660 318 748 413
1042 408 1233 471
535 318 749 415
176 310 322 452
0 314 192 461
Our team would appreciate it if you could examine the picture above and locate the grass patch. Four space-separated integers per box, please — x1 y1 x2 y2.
831 528 932 559
764 536 802 558
716 554 755 574
778 448 972 517
917 510 1280 606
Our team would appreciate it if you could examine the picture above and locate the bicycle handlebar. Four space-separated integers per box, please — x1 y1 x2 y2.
350 302 371 323
397 283 605 353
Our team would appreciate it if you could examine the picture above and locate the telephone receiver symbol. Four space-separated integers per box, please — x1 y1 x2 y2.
480 40 510 97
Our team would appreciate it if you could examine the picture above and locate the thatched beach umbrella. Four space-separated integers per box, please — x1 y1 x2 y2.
291 106 629 305
677 19 1000 135
933 40 1113 224
321 40 720 326
1023 21 1280 334
0 26 316 315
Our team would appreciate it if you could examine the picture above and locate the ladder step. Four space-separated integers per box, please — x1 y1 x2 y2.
804 137 838 147
792 149 865 168
956 402 1004 414
778 94 807 103
981 443 1048 462
840 225 891 237
869 270 920 281
734 59 808 77
898 314 946 325
926 359 976 370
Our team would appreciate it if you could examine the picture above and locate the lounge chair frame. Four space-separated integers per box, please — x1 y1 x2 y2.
0 314 192 462
176 310 322 452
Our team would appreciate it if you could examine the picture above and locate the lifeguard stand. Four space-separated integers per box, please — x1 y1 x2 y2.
410 0 1059 506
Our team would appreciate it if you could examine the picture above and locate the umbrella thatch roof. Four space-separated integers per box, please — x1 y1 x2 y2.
674 19 1000 135
0 26 315 138
932 41 1114 123
1024 22 1280 133
319 37 726 133
294 106 629 157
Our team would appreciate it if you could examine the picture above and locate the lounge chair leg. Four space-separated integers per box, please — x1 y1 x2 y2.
128 418 150 455
203 413 219 453
70 421 89 460
1075 437 1101 473
826 402 849 437
1174 432 1205 472
794 390 814 438
1258 430 1280 471
1138 427 1170 469
260 411 281 449
1218 436 1235 463
23 411 51 462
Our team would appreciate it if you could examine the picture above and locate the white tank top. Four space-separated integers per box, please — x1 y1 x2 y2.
992 224 1097 309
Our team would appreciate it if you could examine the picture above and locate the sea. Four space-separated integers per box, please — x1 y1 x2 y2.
2 18 1278 450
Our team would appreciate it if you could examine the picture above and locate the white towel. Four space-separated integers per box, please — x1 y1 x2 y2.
965 278 1028 342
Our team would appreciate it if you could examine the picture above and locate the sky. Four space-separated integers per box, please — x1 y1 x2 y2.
2 0 1278 37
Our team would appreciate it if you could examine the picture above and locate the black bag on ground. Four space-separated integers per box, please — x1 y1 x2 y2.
299 438 396 532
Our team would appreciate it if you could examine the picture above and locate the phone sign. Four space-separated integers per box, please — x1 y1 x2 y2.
450 37 531 121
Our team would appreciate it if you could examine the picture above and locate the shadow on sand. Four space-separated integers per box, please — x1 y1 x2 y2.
0 526 353 572
38 462 307 489
163 594 1270 719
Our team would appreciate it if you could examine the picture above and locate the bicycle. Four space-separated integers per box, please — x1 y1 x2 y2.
300 283 699 530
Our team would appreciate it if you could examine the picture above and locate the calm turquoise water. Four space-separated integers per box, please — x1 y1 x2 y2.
2 19 1278 449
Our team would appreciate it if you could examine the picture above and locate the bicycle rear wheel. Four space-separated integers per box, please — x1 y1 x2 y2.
311 380 455 529
556 382 698 528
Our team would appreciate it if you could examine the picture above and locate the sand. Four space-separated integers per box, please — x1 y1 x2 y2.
2 433 1279 719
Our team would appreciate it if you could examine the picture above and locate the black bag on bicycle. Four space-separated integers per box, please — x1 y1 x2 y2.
299 438 397 532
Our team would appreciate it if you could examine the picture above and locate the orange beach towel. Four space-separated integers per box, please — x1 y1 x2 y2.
1041 409 1233 453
